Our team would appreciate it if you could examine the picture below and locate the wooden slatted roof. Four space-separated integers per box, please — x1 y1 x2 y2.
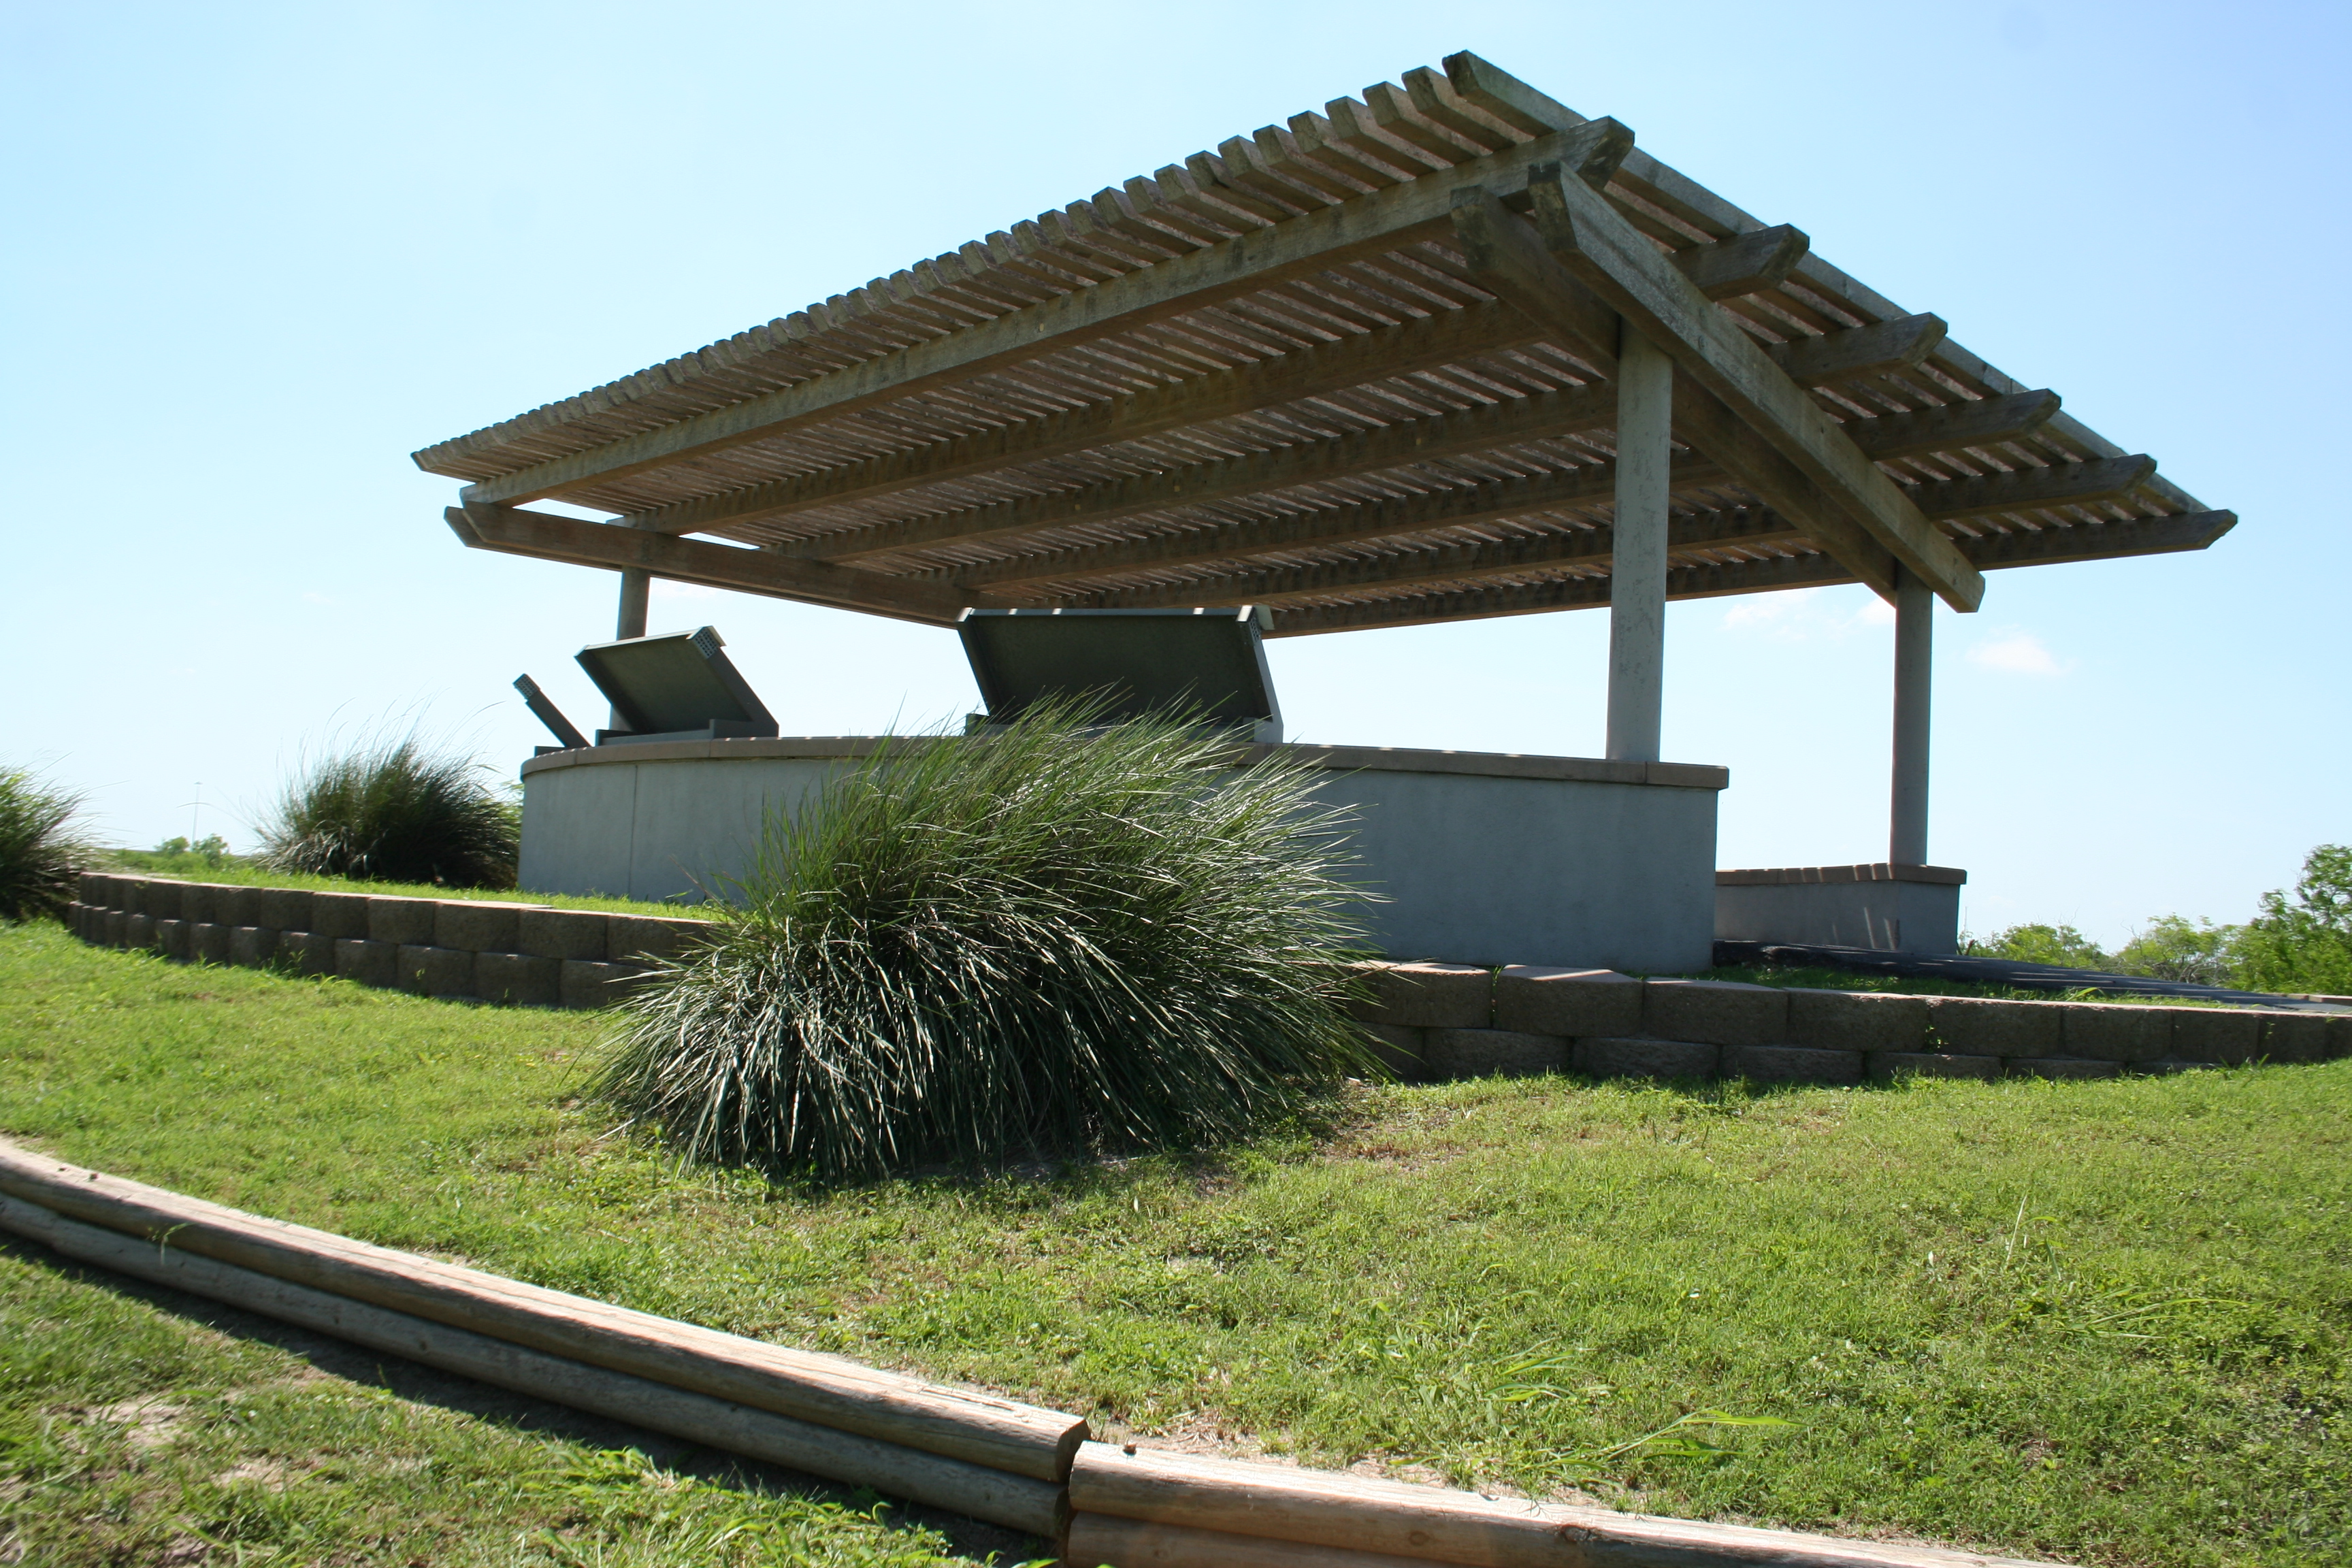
421 52 2232 637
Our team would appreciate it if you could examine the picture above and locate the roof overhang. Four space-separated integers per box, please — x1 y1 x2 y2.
421 52 2232 636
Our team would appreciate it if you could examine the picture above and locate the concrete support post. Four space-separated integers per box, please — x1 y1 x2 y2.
1889 565 1933 865
611 568 650 730
1606 327 1673 763
615 570 650 641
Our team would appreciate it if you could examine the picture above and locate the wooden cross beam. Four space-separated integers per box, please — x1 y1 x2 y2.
1519 162 1987 610
445 506 993 627
1066 508 1806 610
1260 510 2232 638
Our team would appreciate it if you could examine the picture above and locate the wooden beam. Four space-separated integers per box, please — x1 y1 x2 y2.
1908 453 2156 520
1066 507 1801 608
624 300 1547 536
1965 509 2234 569
1453 187 1904 600
794 381 1622 562
1524 163 1985 610
1840 389 2060 462
446 506 987 627
1675 224 1810 300
1264 549 1844 636
1447 189 1619 373
947 456 1646 589
1264 508 2236 638
943 386 2065 589
1767 312 1946 387
449 122 1631 509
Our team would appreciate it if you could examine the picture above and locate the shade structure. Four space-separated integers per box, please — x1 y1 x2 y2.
421 52 2231 638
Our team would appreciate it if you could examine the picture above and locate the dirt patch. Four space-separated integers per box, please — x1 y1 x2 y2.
95 1397 186 1452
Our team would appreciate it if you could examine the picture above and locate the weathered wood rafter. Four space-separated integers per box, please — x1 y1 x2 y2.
1260 510 2235 638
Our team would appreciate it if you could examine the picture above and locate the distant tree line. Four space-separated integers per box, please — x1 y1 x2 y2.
1969 844 2352 996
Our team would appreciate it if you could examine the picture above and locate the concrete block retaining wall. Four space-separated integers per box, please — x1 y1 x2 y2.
65 875 2352 1075
1357 962 2352 1083
69 873 713 1010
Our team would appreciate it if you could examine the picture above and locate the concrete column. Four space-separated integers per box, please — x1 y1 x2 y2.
1889 565 1932 865
1606 327 1673 763
610 568 650 731
615 569 650 640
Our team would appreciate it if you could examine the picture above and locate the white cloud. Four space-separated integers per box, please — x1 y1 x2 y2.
651 580 721 601
1965 629 2070 677
1719 586 1891 642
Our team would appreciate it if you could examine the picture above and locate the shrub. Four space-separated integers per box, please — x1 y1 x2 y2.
1965 921 2111 970
0 766 95 923
2112 913 2242 987
257 730 519 889
593 706 1377 1181
2234 844 2352 996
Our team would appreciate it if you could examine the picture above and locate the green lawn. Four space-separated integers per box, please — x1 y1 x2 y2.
3 922 2347 1567
0 1242 1034 1567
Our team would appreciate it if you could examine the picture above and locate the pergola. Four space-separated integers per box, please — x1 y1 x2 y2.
422 52 2230 866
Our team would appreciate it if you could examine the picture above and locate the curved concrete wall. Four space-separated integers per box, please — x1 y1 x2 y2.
517 738 1727 973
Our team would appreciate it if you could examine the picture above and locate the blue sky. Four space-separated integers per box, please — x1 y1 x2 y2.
6 1 2344 947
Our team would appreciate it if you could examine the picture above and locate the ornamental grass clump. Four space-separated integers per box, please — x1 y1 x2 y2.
257 729 520 888
0 766 95 922
593 705 1378 1181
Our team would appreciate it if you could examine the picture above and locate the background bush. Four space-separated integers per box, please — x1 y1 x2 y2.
0 766 94 922
257 730 519 889
1965 843 2351 996
2236 843 2352 996
593 706 1377 1181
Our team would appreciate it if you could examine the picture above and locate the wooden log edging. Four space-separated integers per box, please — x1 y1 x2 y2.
0 1139 2071 1567
0 1140 1083 1488
0 1192 1063 1535
1065 1443 2059 1568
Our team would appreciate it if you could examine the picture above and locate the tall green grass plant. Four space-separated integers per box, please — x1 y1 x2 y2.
0 766 95 922
594 707 1375 1180
257 728 519 889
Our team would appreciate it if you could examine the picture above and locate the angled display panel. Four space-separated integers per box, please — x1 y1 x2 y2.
959 607 1281 740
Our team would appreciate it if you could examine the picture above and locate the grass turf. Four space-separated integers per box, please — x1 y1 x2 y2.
2 921 2345 1567
0 1243 1034 1566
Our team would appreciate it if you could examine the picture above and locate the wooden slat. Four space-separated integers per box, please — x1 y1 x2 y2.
796 382 1623 564
451 124 1624 509
1069 507 1804 608
446 507 991 626
623 301 1547 536
947 385 2063 589
1524 163 1984 610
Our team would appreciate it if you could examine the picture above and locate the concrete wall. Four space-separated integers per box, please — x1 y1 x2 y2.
514 738 1729 974
67 875 2352 1077
1354 963 2352 1084
69 872 711 1009
1714 875 1963 953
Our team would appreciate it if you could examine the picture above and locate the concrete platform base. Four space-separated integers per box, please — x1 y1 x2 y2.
517 736 1730 974
1714 862 1965 955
